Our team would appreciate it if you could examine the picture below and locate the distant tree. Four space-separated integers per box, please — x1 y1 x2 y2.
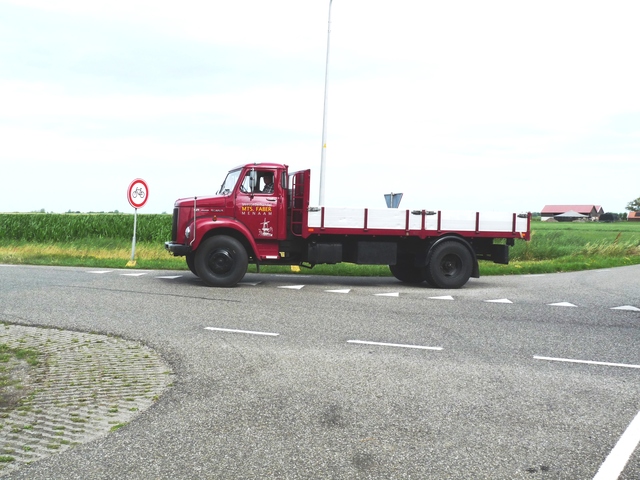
626 197 640 212
599 212 615 223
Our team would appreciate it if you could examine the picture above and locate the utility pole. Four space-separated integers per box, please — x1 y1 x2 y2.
319 0 333 206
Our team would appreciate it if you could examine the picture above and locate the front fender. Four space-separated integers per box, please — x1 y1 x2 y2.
189 217 259 254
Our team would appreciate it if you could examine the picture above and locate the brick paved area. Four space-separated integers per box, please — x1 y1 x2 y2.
0 323 173 477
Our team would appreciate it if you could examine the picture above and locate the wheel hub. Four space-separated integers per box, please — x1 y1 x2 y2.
209 249 233 274
440 254 460 276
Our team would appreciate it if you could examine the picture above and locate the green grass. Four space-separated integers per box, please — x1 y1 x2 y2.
0 345 40 370
0 344 41 410
0 214 639 276
483 221 640 275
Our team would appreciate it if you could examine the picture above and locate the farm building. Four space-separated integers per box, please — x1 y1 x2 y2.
629 211 640 221
541 205 604 221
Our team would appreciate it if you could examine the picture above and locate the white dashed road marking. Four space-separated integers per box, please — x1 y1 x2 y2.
347 340 443 351
548 302 577 307
485 298 513 304
429 295 454 300
375 292 399 297
278 285 305 290
205 327 279 337
156 275 183 279
326 289 351 294
121 273 148 277
534 356 640 370
611 305 640 312
593 410 640 480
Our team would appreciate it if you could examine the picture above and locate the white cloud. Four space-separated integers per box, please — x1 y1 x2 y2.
1 0 639 214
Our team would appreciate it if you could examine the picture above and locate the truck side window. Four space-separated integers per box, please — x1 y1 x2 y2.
239 174 252 193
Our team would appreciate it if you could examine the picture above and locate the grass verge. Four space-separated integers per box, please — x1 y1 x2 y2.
0 221 639 276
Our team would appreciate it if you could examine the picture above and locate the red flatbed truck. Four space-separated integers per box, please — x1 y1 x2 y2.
165 162 531 288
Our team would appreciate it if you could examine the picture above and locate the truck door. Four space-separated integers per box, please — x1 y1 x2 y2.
235 168 284 240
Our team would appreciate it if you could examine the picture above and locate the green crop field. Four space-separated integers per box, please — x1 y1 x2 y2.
0 213 639 275
0 213 171 243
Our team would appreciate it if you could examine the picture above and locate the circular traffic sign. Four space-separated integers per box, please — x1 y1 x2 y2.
127 178 149 209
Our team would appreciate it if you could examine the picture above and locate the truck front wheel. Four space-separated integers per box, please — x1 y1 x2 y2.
425 241 473 289
186 252 197 276
195 236 248 287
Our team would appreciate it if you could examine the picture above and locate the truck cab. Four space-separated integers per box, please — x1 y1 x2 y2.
165 163 292 286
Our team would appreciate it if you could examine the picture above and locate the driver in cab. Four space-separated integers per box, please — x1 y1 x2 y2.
261 174 274 194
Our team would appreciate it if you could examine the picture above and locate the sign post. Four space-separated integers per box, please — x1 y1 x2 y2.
126 179 149 267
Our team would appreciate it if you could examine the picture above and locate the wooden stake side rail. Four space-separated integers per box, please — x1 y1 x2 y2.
305 207 530 240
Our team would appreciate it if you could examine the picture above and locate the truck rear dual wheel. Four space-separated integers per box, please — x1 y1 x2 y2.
389 261 425 284
390 241 473 288
426 241 473 289
195 235 248 287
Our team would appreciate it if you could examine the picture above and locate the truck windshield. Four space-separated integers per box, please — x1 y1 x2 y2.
217 169 242 195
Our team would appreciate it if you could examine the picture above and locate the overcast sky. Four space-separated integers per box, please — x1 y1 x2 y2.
1 0 638 214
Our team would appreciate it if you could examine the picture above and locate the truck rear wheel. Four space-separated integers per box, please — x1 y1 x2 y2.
195 236 248 287
389 261 425 284
426 241 473 289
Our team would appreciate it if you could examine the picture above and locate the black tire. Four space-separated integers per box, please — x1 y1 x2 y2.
389 261 425 284
426 241 473 289
194 235 248 287
186 252 197 276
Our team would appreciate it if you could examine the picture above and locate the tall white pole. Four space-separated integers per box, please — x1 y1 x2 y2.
319 0 333 206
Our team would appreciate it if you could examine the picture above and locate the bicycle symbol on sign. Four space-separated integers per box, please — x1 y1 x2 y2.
132 187 145 199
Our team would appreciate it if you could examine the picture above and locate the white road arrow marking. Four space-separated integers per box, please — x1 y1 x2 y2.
548 302 577 307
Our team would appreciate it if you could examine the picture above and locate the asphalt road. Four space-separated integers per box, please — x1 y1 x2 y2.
1 264 639 479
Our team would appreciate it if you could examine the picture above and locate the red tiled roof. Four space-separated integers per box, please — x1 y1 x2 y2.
541 205 600 215
629 211 640 219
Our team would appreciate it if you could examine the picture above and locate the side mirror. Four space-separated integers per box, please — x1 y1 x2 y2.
249 169 257 191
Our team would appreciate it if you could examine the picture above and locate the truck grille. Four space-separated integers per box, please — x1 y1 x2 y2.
171 207 179 242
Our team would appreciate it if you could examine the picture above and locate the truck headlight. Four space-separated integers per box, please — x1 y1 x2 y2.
185 226 191 240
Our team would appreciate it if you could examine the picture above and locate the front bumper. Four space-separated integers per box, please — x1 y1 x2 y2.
165 242 191 257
